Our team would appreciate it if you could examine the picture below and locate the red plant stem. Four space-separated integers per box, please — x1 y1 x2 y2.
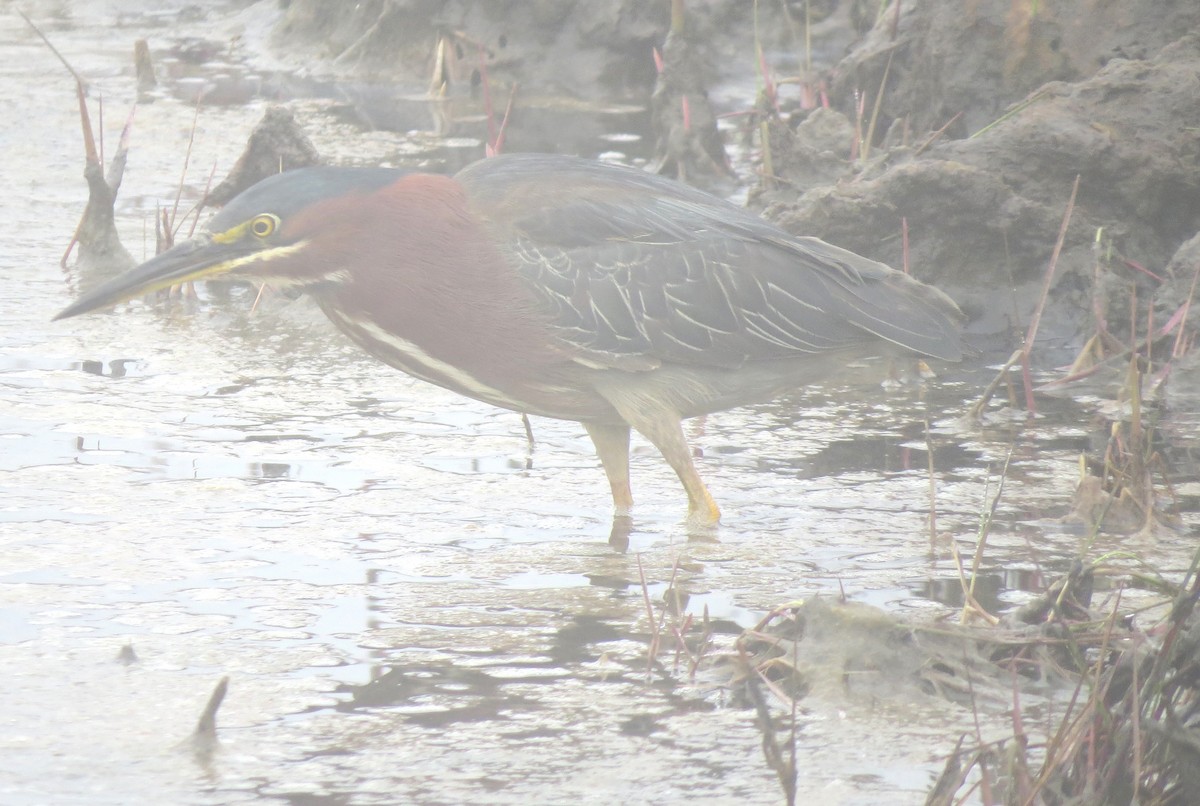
913 111 962 157
1124 258 1164 283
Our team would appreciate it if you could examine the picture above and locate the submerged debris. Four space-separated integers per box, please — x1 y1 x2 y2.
134 39 156 96
115 643 139 666
650 0 730 184
20 9 137 280
188 676 229 762
206 106 321 207
74 134 136 278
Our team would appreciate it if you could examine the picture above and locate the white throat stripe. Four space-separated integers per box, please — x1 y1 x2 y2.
335 315 525 410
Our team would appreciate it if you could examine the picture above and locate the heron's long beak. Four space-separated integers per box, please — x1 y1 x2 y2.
54 235 256 321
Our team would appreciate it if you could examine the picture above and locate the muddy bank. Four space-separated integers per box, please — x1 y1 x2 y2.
271 0 1200 363
830 0 1200 137
758 31 1200 354
271 0 845 100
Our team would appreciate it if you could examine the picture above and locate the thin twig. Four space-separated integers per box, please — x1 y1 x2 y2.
1172 258 1200 358
1021 174 1081 415
636 554 659 679
861 49 895 165
913 111 962 157
169 98 203 234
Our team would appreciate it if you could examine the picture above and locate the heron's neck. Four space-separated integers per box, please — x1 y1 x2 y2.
312 174 561 389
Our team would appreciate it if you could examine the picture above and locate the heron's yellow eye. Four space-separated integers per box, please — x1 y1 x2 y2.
250 214 278 238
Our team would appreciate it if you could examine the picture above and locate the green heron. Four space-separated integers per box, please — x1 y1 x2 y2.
56 153 965 528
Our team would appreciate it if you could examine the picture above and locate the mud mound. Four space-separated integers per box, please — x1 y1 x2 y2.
757 32 1200 353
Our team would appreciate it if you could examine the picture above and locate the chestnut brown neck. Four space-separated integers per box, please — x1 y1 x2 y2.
295 174 563 398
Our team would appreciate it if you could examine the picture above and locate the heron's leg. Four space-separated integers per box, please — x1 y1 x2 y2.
614 408 721 526
584 422 634 515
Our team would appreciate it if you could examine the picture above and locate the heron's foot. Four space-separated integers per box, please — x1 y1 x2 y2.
682 496 721 541
686 492 721 529
684 517 721 542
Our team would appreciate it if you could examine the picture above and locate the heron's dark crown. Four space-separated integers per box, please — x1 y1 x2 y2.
208 166 407 235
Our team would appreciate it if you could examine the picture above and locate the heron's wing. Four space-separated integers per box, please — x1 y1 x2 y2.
458 154 964 371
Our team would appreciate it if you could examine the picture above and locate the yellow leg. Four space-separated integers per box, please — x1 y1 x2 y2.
618 409 721 526
655 429 721 527
584 422 634 515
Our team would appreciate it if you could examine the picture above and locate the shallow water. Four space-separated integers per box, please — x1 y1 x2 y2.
3 4 1199 805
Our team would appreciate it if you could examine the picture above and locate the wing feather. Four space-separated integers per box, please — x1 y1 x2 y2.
456 154 965 370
